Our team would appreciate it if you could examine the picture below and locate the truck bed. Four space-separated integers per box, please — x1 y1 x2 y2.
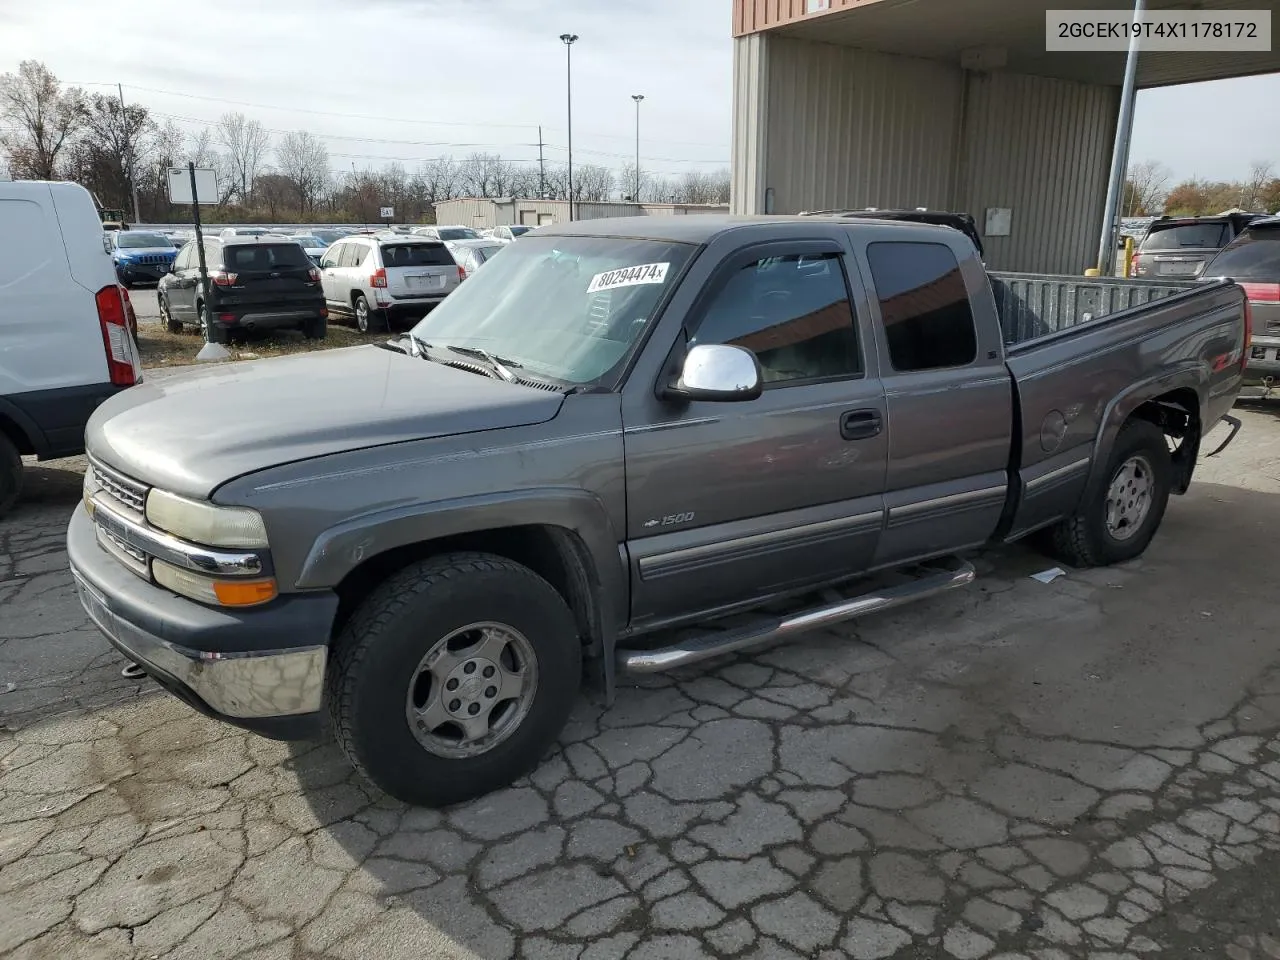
990 272 1200 347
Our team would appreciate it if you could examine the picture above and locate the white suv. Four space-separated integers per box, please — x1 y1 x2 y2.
319 234 461 332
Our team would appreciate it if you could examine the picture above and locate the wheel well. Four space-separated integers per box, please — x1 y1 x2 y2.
0 413 34 456
1129 387 1201 493
352 290 365 307
332 525 605 656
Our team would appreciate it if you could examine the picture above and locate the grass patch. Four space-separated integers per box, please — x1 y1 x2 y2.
136 323 374 367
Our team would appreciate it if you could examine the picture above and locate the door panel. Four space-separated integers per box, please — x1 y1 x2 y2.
621 240 888 629
855 237 1014 567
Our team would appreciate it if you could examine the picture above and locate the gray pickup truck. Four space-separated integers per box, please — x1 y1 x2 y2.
68 215 1248 807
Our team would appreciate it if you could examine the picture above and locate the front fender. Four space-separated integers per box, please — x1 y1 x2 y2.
1084 362 1204 494
294 486 627 637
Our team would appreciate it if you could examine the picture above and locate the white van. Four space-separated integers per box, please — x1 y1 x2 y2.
0 181 142 517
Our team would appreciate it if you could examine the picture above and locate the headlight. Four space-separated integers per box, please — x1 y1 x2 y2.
145 490 269 548
83 469 100 515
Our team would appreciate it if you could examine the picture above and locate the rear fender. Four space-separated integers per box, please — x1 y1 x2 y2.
1084 365 1204 496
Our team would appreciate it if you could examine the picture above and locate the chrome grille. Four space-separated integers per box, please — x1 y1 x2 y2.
96 525 148 577
90 457 148 517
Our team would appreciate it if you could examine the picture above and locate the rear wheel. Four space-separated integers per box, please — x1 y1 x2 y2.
1044 418 1172 567
0 431 23 520
199 303 228 345
329 552 582 807
159 293 182 333
353 294 381 333
302 316 327 340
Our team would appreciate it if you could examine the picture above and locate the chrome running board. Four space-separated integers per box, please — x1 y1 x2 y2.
617 556 976 675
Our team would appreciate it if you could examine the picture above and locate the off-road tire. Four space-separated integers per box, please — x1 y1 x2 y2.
1044 418 1172 567
0 431 22 519
329 551 581 807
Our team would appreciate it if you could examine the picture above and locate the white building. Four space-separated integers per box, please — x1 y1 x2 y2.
433 198 728 229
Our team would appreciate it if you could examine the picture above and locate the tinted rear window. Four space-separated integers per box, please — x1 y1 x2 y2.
381 243 454 267
1142 222 1229 251
1204 227 1280 279
437 227 480 241
224 243 313 270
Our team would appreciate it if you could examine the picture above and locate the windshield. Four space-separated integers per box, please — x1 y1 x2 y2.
411 235 693 386
292 236 322 247
1142 222 1230 251
437 227 480 240
474 244 504 263
117 232 173 249
509 226 532 236
1204 227 1280 279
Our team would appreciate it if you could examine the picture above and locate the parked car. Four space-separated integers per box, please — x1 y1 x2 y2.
108 230 178 287
70 215 1248 807
1133 212 1266 280
320 234 461 332
290 234 330 265
1203 216 1280 377
489 225 534 243
311 228 350 246
445 239 505 279
0 180 140 518
218 227 272 240
157 236 327 342
413 224 483 241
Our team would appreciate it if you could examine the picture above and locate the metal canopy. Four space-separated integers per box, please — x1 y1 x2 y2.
769 0 1280 88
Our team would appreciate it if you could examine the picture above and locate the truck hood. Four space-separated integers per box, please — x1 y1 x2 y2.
87 345 565 499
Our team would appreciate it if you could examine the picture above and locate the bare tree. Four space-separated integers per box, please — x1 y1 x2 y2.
0 60 87 180
414 157 463 207
276 130 330 214
216 112 272 204
1123 160 1171 217
573 163 615 202
69 94 154 211
1242 161 1276 211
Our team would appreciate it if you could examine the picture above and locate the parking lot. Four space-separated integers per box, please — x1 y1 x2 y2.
0 386 1278 958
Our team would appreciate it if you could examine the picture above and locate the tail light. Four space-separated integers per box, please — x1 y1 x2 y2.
1131 252 1142 275
320 307 329 318
95 285 139 387
1239 282 1280 302
210 270 238 287
371 268 388 288
1237 297 1253 371
217 313 237 323
308 267 321 283
456 265 465 283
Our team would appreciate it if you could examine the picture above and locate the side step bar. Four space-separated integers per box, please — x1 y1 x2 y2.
617 557 976 675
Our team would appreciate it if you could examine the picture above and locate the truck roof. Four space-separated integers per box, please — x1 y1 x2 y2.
537 214 964 247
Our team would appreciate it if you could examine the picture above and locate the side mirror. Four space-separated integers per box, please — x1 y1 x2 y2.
664 343 763 402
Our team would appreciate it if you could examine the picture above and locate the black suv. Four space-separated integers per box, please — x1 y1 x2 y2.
158 237 327 342
1134 212 1268 280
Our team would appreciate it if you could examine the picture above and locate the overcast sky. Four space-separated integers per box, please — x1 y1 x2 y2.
1 0 1275 186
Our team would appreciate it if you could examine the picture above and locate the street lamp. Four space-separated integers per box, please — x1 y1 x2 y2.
559 33 579 221
632 94 644 202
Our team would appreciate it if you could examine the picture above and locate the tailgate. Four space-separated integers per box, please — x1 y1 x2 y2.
220 243 320 306
380 243 457 298
1146 252 1212 278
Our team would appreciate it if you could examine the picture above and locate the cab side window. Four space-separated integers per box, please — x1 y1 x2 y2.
866 241 977 372
689 252 862 385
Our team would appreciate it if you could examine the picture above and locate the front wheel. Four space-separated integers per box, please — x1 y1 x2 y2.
1044 418 1172 567
329 552 582 807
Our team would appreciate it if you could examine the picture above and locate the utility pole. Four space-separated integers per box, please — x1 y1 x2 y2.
631 95 644 202
1096 0 1144 275
538 125 547 199
560 33 578 221
118 83 141 225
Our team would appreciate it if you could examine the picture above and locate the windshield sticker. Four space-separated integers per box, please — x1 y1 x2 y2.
587 262 670 293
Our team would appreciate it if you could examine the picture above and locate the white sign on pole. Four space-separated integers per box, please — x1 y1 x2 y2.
380 206 395 219
167 167 218 205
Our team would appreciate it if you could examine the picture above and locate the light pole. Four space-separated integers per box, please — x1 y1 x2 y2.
560 33 578 221
631 94 644 202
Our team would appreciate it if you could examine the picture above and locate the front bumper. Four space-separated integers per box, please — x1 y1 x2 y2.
115 261 172 283
67 504 337 739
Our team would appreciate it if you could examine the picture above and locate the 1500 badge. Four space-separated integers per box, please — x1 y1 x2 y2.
644 512 695 529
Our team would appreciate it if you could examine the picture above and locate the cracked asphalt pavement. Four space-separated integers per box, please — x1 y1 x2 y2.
3 404 1280 959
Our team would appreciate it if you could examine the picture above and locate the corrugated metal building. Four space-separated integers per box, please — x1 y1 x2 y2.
433 198 728 228
731 0 1280 273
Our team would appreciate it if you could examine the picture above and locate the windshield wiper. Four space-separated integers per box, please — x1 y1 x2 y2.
440 343 520 383
400 332 431 358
